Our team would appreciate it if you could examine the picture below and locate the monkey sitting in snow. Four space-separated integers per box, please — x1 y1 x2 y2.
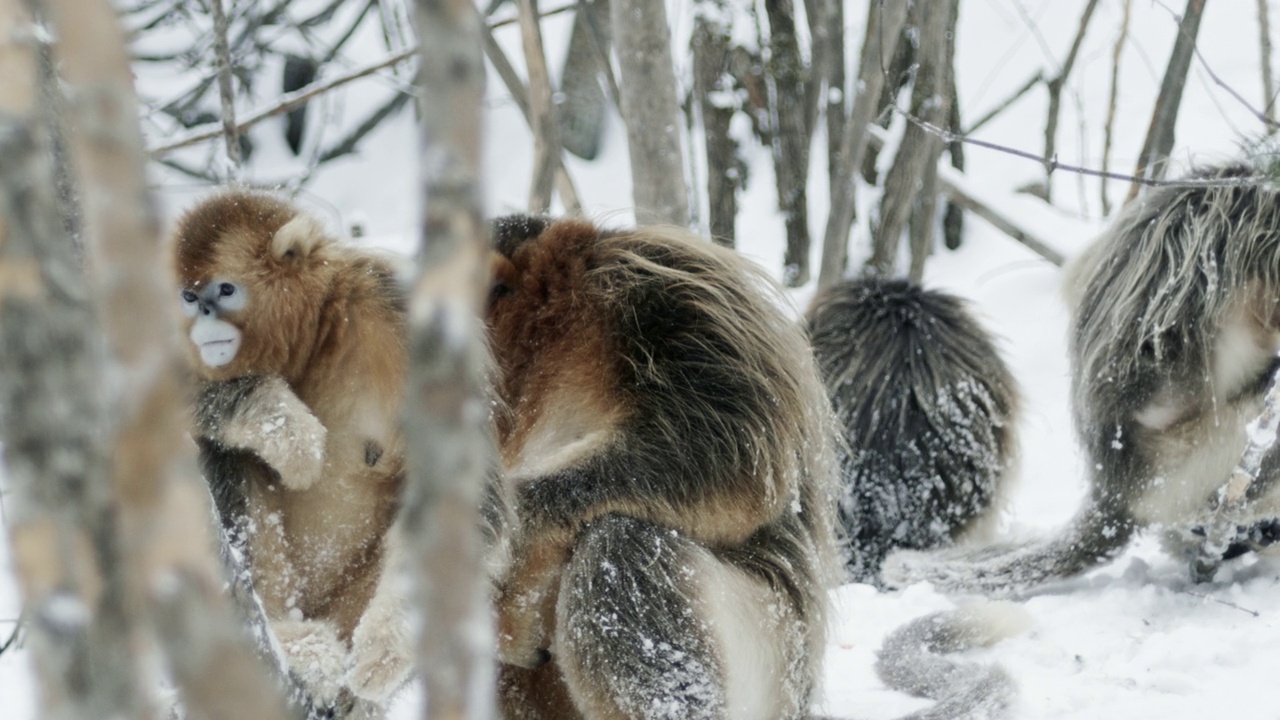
807 277 1019 584
173 190 416 712
885 158 1280 596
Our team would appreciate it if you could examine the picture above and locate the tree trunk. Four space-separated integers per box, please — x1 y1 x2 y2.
610 0 690 225
765 0 811 286
407 1 498 719
868 0 955 278
1127 0 1207 202
822 0 845 197
816 0 909 289
2 1 293 718
515 0 564 213
0 3 146 718
1260 0 1276 128
693 0 743 246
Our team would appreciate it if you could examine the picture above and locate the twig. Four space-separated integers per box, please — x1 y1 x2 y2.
1180 589 1262 618
890 105 1270 191
1101 0 1133 216
487 1 575 29
1043 0 1100 201
963 71 1042 136
148 47 416 156
0 615 22 655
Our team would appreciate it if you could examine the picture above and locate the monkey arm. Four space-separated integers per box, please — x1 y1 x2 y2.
194 375 328 491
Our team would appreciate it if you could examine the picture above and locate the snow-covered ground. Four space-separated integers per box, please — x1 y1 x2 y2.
5 1 1280 718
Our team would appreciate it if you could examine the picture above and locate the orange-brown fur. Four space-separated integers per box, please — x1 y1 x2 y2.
173 191 407 692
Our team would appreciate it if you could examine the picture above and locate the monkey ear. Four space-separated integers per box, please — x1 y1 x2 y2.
270 214 328 261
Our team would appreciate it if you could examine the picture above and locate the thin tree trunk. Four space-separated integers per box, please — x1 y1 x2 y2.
210 0 242 178
477 12 583 214
408 1 497 718
1101 0 1132 216
1042 0 1100 202
17 1 293 719
610 0 690 225
1260 0 1276 128
942 0 964 251
867 0 954 278
693 0 742 246
817 0 909 289
515 0 563 213
0 3 145 718
1127 0 1207 202
764 0 812 286
823 0 845 198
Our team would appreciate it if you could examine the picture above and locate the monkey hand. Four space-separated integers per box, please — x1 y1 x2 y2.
256 402 327 491
494 532 569 669
273 618 348 706
347 587 413 704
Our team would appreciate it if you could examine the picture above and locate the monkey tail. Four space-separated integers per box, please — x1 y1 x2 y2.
880 496 1137 597
872 602 1030 720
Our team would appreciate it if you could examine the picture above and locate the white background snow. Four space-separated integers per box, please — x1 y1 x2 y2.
3 1 1280 718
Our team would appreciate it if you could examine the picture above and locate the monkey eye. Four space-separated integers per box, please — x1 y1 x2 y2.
181 290 198 304
489 282 513 305
218 282 237 297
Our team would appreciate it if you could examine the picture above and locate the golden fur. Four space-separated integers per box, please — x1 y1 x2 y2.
173 190 408 706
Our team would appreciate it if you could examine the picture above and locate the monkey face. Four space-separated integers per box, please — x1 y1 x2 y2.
172 191 336 382
180 279 248 369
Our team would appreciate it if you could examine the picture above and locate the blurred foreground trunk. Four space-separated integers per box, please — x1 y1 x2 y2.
0 1 292 718
406 1 498 718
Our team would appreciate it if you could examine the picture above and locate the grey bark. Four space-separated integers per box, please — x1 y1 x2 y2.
764 0 812 287
408 1 497 718
3 1 293 719
817 0 909 289
0 3 145 718
1127 0 1207 202
868 0 956 278
693 0 743 246
610 0 690 225
822 0 845 197
942 0 964 251
1042 0 1100 202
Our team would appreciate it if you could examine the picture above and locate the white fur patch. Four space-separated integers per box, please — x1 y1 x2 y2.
505 391 620 482
691 550 788 720
190 314 241 367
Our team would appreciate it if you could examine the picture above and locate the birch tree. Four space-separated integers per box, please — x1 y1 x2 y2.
405 0 497 718
2 1 292 719
611 0 690 225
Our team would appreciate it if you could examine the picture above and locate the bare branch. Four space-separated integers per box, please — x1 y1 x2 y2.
1043 0 1100 201
1101 0 1133 216
148 47 417 156
515 0 563 213
964 71 1043 136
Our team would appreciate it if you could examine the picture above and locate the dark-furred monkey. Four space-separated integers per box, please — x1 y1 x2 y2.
807 277 1018 584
